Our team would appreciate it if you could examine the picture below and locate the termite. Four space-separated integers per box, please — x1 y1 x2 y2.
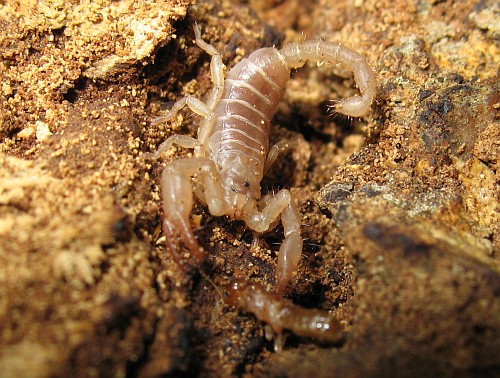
224 279 344 351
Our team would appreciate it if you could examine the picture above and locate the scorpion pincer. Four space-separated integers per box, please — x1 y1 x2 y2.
149 25 376 295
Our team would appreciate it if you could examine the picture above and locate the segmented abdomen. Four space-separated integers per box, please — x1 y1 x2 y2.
209 48 290 175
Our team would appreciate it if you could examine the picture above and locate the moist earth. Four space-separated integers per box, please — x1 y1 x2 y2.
0 0 498 376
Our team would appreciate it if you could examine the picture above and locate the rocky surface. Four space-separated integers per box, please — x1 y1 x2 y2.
0 0 498 376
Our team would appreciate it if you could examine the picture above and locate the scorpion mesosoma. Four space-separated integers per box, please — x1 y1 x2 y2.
150 26 376 295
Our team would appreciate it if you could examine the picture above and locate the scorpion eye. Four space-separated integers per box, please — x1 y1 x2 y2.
243 181 250 188
230 186 238 193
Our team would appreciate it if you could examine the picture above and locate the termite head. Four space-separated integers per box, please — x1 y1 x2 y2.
219 155 262 200
223 279 247 306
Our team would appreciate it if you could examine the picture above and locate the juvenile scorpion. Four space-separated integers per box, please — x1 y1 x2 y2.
150 26 376 295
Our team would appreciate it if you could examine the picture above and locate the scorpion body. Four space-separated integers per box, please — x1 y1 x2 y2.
150 26 376 295
209 47 288 201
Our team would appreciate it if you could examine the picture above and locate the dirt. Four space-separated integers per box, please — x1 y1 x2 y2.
0 0 498 377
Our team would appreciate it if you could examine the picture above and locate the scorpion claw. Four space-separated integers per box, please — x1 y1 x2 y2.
163 216 204 271
161 165 205 270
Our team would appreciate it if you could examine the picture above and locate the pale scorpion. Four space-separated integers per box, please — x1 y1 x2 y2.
150 26 376 295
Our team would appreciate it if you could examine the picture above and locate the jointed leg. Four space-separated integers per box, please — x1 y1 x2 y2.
152 95 212 125
152 26 225 149
264 139 297 175
193 25 226 145
146 134 200 159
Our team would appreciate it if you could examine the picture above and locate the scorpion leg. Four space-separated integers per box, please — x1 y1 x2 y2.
193 24 225 146
245 189 303 294
263 139 298 175
146 134 200 159
154 26 225 150
153 95 212 126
